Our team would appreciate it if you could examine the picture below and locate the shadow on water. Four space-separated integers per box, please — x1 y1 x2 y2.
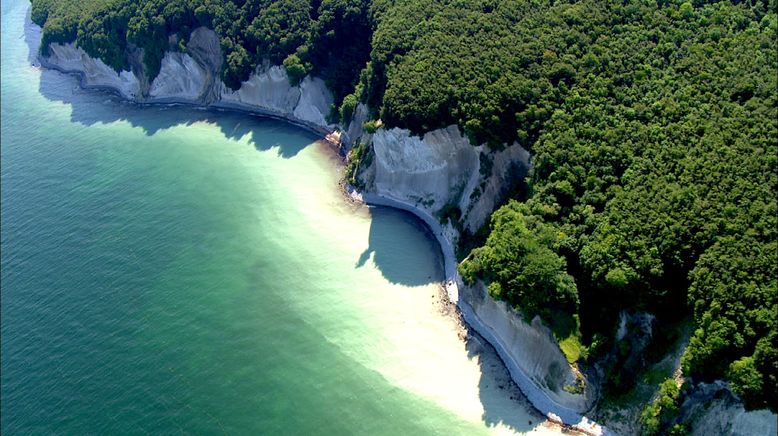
25 11 314 159
36 68 314 158
466 329 549 434
24 10 549 434
356 207 548 433
355 206 444 287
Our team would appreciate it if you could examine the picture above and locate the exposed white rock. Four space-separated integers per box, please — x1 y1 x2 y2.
40 24 332 132
371 125 479 211
45 43 141 99
220 64 301 115
187 27 222 73
355 189 605 435
679 382 778 436
149 51 208 100
368 124 530 234
458 281 595 416
293 76 334 127
459 142 530 232
346 102 370 144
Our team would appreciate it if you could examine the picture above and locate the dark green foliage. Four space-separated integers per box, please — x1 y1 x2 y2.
308 0 372 102
456 0 777 410
282 53 309 85
436 202 462 227
460 201 578 319
245 0 312 63
339 92 358 124
32 0 372 100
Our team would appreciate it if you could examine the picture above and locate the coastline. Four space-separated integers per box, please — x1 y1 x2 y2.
29 18 601 434
35 59 603 436
349 189 605 436
35 55 342 150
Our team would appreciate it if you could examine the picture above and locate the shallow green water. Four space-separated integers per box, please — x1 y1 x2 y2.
1 2 548 434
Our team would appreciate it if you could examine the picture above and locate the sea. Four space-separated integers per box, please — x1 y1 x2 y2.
0 1 554 434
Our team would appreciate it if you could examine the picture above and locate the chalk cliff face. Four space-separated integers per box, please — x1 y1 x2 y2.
220 64 301 112
458 281 595 415
41 28 333 132
149 51 208 100
33 14 777 434
362 125 529 237
346 103 370 143
40 22 598 430
354 123 601 427
677 381 777 436
294 76 334 127
45 43 141 99
370 126 479 212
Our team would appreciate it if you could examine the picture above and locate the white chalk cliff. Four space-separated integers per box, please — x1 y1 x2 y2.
45 42 141 100
41 28 334 134
355 123 601 433
364 125 530 237
678 381 778 436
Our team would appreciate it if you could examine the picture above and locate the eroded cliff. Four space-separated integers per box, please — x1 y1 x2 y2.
41 28 334 135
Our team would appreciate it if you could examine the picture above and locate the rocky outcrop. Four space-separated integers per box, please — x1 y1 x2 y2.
220 64 301 113
149 51 208 100
360 125 529 242
459 282 595 413
294 76 334 127
351 122 602 432
676 381 777 436
346 103 370 143
370 126 479 212
37 16 603 431
352 189 606 435
45 42 141 99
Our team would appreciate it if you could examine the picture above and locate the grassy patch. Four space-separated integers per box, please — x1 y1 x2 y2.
548 311 585 364
559 335 585 364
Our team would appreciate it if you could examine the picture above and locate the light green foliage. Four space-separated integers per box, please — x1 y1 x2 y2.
339 93 358 124
640 379 681 435
362 120 379 134
559 335 584 364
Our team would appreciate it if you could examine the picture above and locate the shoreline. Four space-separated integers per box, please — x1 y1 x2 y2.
348 189 603 436
33 42 601 435
35 55 344 152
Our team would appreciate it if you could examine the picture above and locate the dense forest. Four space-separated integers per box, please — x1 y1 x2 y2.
31 0 777 425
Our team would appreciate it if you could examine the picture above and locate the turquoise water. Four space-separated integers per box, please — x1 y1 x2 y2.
1 1 549 434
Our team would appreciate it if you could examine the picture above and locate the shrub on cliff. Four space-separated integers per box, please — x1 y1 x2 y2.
460 201 579 320
640 379 682 435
